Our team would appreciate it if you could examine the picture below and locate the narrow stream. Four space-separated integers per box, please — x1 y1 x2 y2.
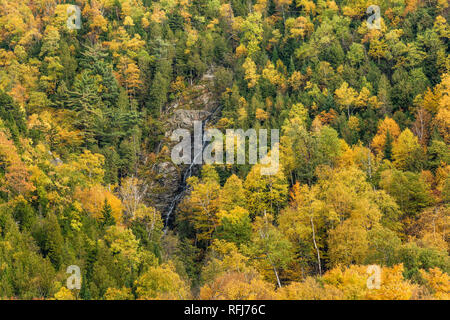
163 106 221 232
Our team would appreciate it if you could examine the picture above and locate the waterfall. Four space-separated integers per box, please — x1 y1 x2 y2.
163 106 221 232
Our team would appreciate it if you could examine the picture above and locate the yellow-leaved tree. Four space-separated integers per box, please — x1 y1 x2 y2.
179 166 221 243
371 117 401 155
392 128 422 171
334 82 358 119
135 263 191 300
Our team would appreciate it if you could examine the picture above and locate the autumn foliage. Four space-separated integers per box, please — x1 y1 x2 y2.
0 0 448 300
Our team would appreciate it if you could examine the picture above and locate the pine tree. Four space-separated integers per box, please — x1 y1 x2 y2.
45 213 64 270
384 130 393 160
101 199 116 227
80 273 92 300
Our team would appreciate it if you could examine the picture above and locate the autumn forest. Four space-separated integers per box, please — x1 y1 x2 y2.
0 0 449 300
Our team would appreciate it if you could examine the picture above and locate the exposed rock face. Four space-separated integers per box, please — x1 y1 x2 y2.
48 151 63 166
146 73 219 222
166 109 211 133
149 160 180 214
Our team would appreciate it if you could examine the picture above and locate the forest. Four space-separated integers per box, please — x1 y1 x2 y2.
0 0 448 300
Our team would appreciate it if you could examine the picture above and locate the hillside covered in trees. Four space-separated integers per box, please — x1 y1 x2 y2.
0 0 449 300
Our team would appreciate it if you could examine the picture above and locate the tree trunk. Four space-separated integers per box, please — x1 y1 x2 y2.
310 216 322 276
273 264 282 288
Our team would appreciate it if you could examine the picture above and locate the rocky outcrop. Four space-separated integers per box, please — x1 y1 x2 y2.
166 109 211 132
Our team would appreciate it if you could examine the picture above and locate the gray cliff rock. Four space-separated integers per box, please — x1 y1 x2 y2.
146 73 219 220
